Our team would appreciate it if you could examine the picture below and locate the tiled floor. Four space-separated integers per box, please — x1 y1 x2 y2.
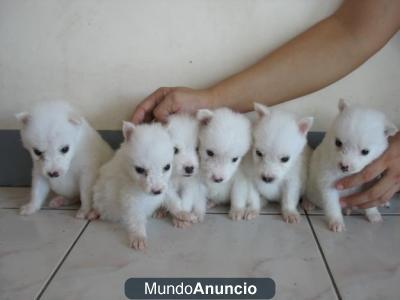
0 188 399 300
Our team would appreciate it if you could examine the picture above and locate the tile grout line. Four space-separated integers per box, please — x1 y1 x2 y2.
305 211 342 300
35 220 91 300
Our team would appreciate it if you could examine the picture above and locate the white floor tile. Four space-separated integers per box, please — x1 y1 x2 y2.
41 214 336 300
0 187 79 210
0 210 87 300
310 215 400 300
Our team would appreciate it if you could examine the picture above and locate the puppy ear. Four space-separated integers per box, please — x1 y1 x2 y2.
196 109 213 126
254 102 270 119
122 121 135 141
15 112 30 126
384 120 398 137
68 113 82 126
338 98 350 113
297 117 314 136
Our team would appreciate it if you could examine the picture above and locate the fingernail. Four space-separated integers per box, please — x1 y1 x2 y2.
337 184 343 190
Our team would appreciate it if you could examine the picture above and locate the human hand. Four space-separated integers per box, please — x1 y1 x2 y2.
130 87 215 124
336 132 400 209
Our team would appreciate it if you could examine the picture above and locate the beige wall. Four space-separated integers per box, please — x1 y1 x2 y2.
0 0 399 130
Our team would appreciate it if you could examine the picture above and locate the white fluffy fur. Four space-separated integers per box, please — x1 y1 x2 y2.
230 103 313 222
16 101 113 218
196 108 251 207
92 122 174 250
164 114 207 228
306 99 398 232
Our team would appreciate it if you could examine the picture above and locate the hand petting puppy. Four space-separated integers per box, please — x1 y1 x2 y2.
337 132 400 209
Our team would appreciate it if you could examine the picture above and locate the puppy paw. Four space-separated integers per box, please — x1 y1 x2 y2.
172 217 192 229
301 199 315 211
19 203 39 215
175 211 195 222
75 209 88 219
152 207 168 219
244 209 259 220
192 213 205 223
282 210 300 224
328 219 346 232
229 208 245 221
344 208 352 216
49 196 67 208
87 209 100 220
366 212 383 223
129 234 147 251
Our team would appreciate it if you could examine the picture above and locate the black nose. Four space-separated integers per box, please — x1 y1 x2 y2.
339 163 349 173
184 166 194 174
47 171 59 178
262 175 275 183
212 175 223 183
151 189 162 195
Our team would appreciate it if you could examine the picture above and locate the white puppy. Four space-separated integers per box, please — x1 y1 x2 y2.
16 101 113 218
92 122 174 250
164 114 207 228
196 108 251 208
231 103 313 222
306 99 398 232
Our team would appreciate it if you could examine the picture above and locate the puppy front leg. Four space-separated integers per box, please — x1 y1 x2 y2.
244 184 260 220
165 189 186 218
167 189 194 228
123 213 147 250
76 174 95 219
322 189 345 232
281 181 301 224
20 171 49 215
365 207 383 223
192 184 208 223
192 198 206 223
229 176 248 221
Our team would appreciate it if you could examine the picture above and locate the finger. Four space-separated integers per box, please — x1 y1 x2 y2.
336 154 389 190
131 88 171 124
340 174 394 208
358 184 399 209
131 104 151 124
153 94 181 122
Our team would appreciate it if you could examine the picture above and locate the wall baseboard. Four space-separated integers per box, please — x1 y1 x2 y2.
0 130 324 187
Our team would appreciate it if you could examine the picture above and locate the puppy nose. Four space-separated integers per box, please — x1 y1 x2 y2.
151 189 162 195
184 166 194 174
212 175 223 183
261 175 275 183
47 171 59 178
339 163 349 173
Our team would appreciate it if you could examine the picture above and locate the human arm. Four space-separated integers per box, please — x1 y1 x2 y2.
131 0 400 123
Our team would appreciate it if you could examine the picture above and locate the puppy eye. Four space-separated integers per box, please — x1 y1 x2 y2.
206 150 214 157
335 138 343 148
60 146 69 154
361 149 369 156
281 156 290 163
174 147 179 155
135 166 146 175
33 148 43 156
232 157 239 163
256 149 263 158
163 164 171 172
